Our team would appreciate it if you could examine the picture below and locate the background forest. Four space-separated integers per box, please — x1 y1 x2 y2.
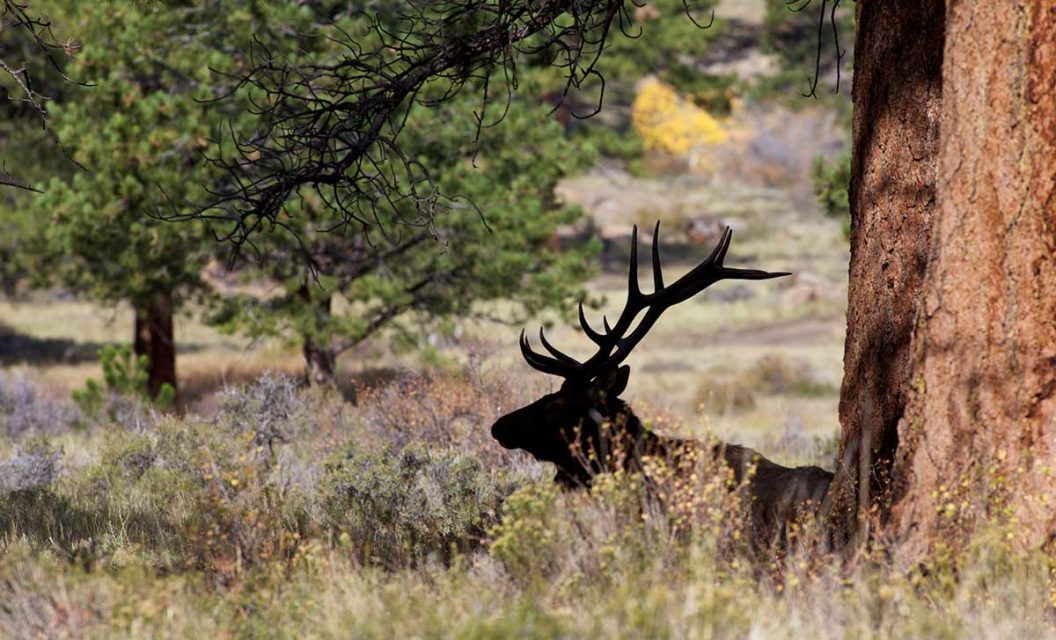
1 0 1051 638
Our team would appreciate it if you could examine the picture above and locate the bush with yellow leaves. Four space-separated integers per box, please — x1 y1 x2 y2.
631 77 727 160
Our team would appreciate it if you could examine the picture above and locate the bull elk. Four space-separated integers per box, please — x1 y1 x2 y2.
490 223 833 536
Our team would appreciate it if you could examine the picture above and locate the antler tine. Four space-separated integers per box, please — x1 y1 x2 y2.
664 227 784 303
538 327 581 365
712 226 734 267
709 228 791 281
519 329 577 377
627 225 642 301
578 302 606 345
651 220 664 292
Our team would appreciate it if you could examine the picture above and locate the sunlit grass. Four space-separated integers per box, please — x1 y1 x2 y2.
0 372 1051 638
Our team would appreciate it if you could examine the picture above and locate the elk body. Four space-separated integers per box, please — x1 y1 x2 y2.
490 224 834 536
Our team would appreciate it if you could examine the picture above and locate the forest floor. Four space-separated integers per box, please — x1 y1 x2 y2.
2 219 1050 638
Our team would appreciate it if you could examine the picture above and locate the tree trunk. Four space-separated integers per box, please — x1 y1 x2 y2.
133 289 178 402
834 1 1056 557
303 337 337 387
298 282 338 387
828 0 946 546
888 2 1056 559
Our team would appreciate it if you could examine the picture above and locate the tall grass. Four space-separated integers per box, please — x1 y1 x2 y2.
0 370 1052 638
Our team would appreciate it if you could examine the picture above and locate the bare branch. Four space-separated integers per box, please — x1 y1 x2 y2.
172 0 717 256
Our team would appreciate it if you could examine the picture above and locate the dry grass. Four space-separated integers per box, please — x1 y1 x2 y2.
0 369 1053 639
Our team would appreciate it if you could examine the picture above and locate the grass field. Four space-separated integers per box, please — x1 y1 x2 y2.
2 341 1052 638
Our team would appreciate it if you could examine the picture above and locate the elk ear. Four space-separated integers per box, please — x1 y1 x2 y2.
593 365 630 399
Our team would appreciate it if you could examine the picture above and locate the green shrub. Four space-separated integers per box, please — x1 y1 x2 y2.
72 345 174 420
487 482 563 578
322 444 512 568
812 151 851 239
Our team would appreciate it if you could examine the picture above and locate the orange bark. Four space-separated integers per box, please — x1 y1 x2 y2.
889 2 1056 558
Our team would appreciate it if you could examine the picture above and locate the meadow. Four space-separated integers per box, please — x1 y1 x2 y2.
3 163 1053 638
1 353 1052 638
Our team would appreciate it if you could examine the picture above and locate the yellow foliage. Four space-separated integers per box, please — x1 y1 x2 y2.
631 77 727 156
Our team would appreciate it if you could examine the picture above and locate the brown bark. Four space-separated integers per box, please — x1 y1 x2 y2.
303 338 337 387
888 2 1056 559
829 0 946 546
298 282 338 387
133 289 178 401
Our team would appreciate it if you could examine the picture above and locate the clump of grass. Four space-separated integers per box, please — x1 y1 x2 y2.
693 377 758 413
694 354 838 417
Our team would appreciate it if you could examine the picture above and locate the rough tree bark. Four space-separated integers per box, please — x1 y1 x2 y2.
889 2 1056 559
303 338 337 387
133 289 178 401
298 283 338 387
834 1 1056 558
829 0 946 546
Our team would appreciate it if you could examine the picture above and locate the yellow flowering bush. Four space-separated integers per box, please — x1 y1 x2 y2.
632 77 727 157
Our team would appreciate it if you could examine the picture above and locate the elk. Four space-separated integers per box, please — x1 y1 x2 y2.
490 223 833 536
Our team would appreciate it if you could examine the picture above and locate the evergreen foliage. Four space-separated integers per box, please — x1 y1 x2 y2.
33 1 311 311
207 64 601 381
810 150 850 238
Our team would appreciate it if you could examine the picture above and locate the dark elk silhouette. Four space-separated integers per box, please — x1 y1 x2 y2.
491 223 833 534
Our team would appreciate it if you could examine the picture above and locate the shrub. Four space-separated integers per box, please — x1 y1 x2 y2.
177 429 310 585
632 77 727 157
322 444 514 568
354 371 529 466
694 356 836 416
96 428 158 485
0 371 82 438
72 345 174 420
487 482 564 578
812 150 851 238
216 372 310 450
0 439 61 493
489 452 750 587
746 354 836 396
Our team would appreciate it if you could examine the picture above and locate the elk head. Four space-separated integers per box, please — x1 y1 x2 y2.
491 223 789 486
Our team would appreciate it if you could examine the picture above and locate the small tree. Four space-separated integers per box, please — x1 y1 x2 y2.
210 87 599 385
33 1 313 399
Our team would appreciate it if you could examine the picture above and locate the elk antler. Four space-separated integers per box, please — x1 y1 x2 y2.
520 222 790 379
